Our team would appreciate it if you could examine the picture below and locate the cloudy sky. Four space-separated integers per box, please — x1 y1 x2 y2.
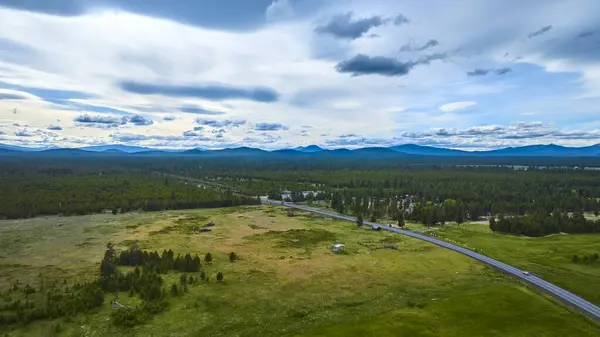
1 0 600 150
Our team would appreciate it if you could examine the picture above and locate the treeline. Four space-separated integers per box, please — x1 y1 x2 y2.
490 212 600 237
0 172 260 219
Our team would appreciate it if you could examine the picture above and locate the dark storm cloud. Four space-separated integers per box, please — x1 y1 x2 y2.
528 25 553 39
315 11 409 40
14 130 34 137
0 92 26 100
254 122 288 131
314 12 385 40
73 114 153 128
47 125 63 131
195 119 246 128
399 39 439 52
576 30 596 38
335 54 413 77
128 115 154 126
467 69 492 76
467 68 512 76
180 105 225 115
119 81 280 103
163 116 176 121
391 14 409 26
74 114 123 125
336 53 445 77
495 68 512 75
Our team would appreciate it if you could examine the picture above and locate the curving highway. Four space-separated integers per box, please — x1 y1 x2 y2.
263 199 600 322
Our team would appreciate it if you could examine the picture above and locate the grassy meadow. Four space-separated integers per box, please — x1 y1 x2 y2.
429 221 600 306
0 206 598 336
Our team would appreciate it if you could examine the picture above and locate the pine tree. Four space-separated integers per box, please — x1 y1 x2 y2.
204 253 213 265
216 272 224 282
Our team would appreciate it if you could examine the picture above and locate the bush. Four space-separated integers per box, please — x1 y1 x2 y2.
216 272 224 282
572 255 579 263
229 252 237 262
200 271 206 281
111 307 145 328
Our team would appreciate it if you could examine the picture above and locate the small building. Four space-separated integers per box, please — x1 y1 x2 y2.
111 300 125 310
331 243 345 253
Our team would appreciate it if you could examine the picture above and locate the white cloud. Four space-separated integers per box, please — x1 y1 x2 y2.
439 101 477 112
0 1 600 149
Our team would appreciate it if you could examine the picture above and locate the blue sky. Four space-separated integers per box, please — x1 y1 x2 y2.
0 0 600 150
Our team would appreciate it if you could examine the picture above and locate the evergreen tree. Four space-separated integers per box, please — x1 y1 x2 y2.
204 253 213 265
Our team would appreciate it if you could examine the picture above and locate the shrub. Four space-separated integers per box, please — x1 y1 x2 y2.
111 307 145 328
229 252 237 262
216 272 224 282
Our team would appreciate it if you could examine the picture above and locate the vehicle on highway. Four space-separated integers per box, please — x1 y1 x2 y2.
523 271 531 276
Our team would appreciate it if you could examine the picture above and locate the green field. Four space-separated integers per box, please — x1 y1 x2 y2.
0 206 598 336
429 221 600 306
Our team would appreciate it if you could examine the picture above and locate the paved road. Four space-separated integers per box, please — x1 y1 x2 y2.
263 199 600 322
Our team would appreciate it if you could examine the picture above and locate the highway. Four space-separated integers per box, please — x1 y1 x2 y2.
262 199 600 322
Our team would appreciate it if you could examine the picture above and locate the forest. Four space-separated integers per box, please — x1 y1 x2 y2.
1 155 600 236
0 165 260 219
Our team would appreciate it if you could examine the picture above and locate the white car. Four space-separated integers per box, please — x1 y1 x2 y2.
522 271 531 276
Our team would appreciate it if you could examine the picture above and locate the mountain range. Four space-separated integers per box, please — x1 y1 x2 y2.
1 143 600 157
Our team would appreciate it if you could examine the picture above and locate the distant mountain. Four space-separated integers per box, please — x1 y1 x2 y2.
0 143 55 152
80 145 154 153
192 147 268 157
483 144 600 157
389 144 470 156
294 145 324 153
1 142 599 158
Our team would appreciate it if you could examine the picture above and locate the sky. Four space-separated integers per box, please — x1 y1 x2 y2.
0 0 600 150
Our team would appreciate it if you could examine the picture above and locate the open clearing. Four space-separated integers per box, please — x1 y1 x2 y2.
0 206 598 336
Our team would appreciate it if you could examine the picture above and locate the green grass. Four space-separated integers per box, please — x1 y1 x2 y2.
0 206 598 336
300 284 599 337
430 222 600 305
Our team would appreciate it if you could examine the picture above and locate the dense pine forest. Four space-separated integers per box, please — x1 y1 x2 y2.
1 155 600 236
0 157 260 219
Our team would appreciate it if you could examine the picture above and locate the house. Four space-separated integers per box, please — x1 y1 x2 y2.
331 243 345 253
